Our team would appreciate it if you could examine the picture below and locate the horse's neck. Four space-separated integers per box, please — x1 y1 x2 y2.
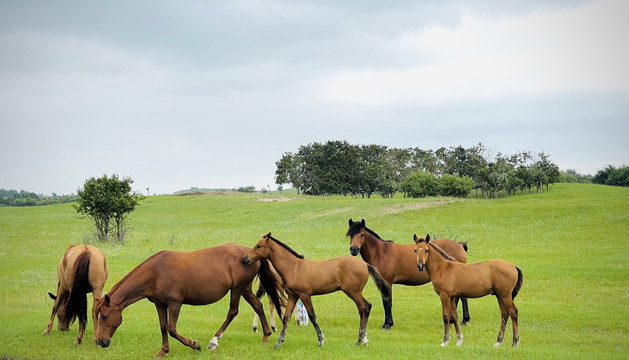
425 244 449 276
267 243 301 280
109 271 151 309
362 233 385 263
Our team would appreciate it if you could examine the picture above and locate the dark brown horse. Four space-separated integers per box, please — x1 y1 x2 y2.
93 243 283 358
414 234 523 347
242 233 392 348
346 218 470 329
44 245 108 345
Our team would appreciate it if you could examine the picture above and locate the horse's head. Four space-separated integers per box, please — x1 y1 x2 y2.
94 295 123 348
347 218 366 256
242 232 273 265
413 234 431 271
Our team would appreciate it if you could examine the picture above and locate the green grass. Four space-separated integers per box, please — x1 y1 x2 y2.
0 184 627 359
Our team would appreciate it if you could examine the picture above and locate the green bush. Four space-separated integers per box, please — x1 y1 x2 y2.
439 174 474 198
401 171 439 197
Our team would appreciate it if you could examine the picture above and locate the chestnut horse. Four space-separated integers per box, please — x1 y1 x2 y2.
94 243 283 358
242 233 392 348
414 234 523 347
346 218 470 329
44 244 108 345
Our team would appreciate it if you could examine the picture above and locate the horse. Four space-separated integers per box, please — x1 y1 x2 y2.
44 245 108 345
252 262 290 332
413 234 523 347
346 218 470 329
242 232 392 349
93 243 284 358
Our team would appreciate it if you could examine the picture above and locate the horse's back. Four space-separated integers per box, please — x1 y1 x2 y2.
431 239 467 263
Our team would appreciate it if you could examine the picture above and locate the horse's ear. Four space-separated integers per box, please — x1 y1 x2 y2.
104 295 110 305
48 292 56 300
349 218 354 226
360 218 365 227
413 234 419 243
426 234 431 243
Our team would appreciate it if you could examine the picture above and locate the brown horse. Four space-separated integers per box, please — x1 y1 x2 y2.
346 218 470 329
252 262 290 332
93 243 284 358
414 234 523 347
44 244 108 345
243 232 392 349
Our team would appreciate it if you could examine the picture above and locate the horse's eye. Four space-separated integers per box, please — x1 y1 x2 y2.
413 249 417 253
256 245 262 249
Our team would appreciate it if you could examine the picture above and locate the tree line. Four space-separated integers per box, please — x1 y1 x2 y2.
0 189 77 206
274 141 566 198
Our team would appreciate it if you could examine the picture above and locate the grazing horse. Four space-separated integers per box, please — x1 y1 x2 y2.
346 218 470 329
44 245 108 345
414 234 523 347
242 232 392 348
93 244 284 358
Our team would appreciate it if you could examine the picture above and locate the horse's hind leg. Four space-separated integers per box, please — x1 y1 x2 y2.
459 297 471 325
494 296 510 347
166 303 201 352
382 291 393 330
510 302 520 346
299 295 325 347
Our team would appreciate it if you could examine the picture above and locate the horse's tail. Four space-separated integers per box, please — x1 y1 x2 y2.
367 264 392 303
257 259 286 313
255 277 267 299
61 251 93 326
512 267 523 300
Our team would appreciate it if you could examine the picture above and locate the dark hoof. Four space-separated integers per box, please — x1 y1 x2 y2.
381 323 392 330
461 319 470 325
252 326 257 333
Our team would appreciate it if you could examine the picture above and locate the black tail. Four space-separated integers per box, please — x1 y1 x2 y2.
60 251 92 326
512 267 523 300
367 264 392 303
255 280 267 299
257 259 286 313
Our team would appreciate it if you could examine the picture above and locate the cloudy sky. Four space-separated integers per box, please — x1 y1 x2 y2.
1 0 627 195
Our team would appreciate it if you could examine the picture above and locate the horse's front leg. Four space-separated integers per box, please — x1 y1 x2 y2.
275 295 297 349
439 294 452 347
166 303 201 352
450 297 463 346
300 296 325 347
242 287 273 342
208 289 242 350
154 303 170 358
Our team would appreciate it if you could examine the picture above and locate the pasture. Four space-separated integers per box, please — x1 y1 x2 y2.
0 183 627 359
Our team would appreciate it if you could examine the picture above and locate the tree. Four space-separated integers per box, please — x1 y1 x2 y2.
401 171 439 198
75 174 143 242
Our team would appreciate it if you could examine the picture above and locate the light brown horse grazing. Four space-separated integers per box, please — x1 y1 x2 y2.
414 234 523 347
346 218 470 329
44 244 108 345
242 232 392 349
93 243 284 358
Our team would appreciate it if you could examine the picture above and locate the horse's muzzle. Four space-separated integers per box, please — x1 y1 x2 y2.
97 339 110 348
242 256 251 265
350 247 360 256
417 264 425 272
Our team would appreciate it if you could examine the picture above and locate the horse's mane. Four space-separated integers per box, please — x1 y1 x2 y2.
345 223 394 244
106 251 167 295
267 234 304 259
429 242 456 261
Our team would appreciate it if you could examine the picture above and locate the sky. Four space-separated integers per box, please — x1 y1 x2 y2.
1 0 627 195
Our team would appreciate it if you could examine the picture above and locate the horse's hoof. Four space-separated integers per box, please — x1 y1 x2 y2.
43 330 51 336
461 319 470 325
274 342 283 349
207 336 219 350
74 338 83 346
252 326 258 333
59 327 70 332
494 341 503 347
191 340 201 351
271 326 277 332
441 341 449 347
154 350 168 358
381 323 392 330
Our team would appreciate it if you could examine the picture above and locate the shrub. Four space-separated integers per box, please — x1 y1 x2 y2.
439 174 474 198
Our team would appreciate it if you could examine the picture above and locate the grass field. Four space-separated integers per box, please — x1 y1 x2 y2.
0 183 627 359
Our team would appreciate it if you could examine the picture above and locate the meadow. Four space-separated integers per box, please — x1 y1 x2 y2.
0 183 627 360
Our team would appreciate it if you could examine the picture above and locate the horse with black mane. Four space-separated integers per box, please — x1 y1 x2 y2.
243 232 392 348
93 243 284 358
414 234 523 347
44 244 108 345
346 218 470 329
